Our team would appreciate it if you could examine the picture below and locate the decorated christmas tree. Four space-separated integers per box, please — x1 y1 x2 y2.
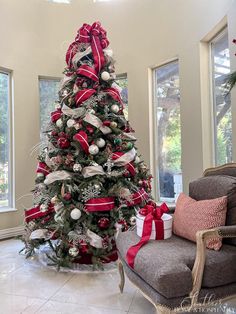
23 22 152 268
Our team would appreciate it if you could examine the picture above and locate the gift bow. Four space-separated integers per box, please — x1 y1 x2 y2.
76 22 109 73
126 202 169 269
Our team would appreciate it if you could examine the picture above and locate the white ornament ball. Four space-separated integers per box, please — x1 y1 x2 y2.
96 138 106 148
55 102 61 110
89 144 99 155
69 247 79 257
70 208 82 220
135 156 141 164
40 204 47 213
110 104 120 113
101 71 110 81
67 119 75 128
56 118 63 128
73 163 82 172
130 216 136 226
110 121 117 128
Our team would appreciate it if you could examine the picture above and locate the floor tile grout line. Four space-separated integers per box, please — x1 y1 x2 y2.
47 273 75 301
127 288 138 313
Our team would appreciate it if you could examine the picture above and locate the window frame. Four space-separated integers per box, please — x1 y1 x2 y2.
0 67 14 212
115 73 128 119
209 27 231 166
38 75 61 141
152 58 182 203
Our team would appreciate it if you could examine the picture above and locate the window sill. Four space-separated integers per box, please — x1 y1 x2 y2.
0 207 17 214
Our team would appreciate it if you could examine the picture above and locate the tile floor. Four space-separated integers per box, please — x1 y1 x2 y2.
0 239 235 314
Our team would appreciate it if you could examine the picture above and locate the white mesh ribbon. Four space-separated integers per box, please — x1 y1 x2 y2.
44 170 71 185
62 104 86 118
86 229 103 248
30 229 49 240
113 148 136 166
82 165 105 178
72 46 92 69
83 112 111 134
122 132 137 141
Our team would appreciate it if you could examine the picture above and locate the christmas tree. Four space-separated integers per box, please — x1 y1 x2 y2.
23 22 152 268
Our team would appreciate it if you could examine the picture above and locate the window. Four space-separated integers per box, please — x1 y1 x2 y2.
0 70 12 209
210 29 231 165
115 74 128 120
153 60 182 203
39 77 61 142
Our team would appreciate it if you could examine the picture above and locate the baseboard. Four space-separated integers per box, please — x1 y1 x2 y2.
0 225 24 240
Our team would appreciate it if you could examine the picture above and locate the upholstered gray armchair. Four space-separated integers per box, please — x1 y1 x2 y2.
116 163 236 313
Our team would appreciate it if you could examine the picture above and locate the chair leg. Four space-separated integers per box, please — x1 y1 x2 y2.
118 259 125 293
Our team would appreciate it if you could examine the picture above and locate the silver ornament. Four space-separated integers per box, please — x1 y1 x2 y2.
69 247 79 257
73 163 82 172
110 104 119 113
130 216 136 226
96 138 106 148
89 144 99 155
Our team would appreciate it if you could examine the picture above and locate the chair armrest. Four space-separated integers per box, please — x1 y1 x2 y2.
190 225 236 300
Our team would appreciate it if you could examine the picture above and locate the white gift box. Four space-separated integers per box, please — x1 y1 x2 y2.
136 213 173 240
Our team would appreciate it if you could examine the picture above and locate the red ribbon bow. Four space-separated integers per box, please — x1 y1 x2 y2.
66 22 109 73
112 152 136 176
25 204 54 223
73 131 89 154
126 202 169 268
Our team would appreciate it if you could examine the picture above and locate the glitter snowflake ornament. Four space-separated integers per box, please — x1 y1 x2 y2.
81 184 101 202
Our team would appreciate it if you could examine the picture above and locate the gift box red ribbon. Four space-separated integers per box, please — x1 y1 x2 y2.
25 204 55 223
126 202 169 268
85 197 115 212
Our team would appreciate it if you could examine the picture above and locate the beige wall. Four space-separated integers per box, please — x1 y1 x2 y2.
0 0 235 229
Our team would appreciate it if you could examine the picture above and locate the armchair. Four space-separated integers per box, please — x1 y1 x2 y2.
116 163 236 313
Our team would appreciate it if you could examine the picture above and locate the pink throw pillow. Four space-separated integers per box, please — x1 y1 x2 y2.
173 193 227 250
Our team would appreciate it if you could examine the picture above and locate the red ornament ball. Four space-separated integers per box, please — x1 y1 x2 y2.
98 217 110 229
103 120 111 127
79 240 89 253
63 192 72 201
57 137 70 149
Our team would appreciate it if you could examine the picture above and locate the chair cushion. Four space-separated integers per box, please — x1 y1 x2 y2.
116 230 236 299
173 193 227 250
189 175 236 245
